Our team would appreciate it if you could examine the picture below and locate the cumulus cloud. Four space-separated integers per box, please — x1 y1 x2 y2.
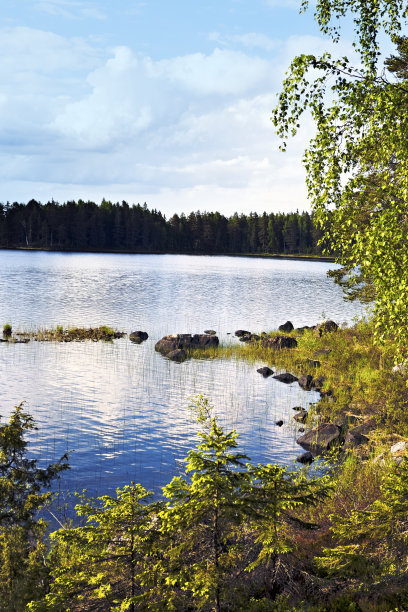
0 26 348 213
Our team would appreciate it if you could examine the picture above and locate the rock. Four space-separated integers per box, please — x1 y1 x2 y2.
239 335 252 342
257 366 274 378
292 405 304 411
251 334 260 342
235 330 251 338
305 358 321 368
297 423 342 455
298 427 305 433
343 431 369 449
311 376 326 391
155 334 219 356
166 349 187 363
297 451 314 464
349 421 375 436
129 331 149 344
275 420 284 427
273 372 298 384
204 329 216 335
392 362 408 375
278 320 294 333
315 320 339 337
298 374 314 390
390 440 408 455
294 325 314 333
294 409 308 423
394 456 404 466
314 348 332 356
262 335 298 350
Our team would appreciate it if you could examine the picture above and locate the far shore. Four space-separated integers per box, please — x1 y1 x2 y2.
0 246 335 263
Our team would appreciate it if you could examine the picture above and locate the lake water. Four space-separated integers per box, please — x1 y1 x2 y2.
0 251 364 499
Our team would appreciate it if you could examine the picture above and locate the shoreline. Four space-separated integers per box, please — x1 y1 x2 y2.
0 246 335 263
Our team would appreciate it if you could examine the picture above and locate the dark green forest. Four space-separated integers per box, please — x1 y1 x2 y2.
0 199 324 255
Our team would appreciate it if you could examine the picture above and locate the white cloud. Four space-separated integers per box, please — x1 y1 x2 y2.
35 0 106 20
0 26 351 214
265 0 302 9
209 31 279 51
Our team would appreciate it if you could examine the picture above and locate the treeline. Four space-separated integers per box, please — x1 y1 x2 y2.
0 199 325 255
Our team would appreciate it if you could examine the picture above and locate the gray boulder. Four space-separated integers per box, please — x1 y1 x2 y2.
235 330 251 338
262 335 298 350
130 331 149 343
273 372 298 384
155 334 219 356
278 321 294 333
296 451 314 465
297 423 342 455
390 440 408 455
315 320 339 337
167 349 187 363
343 431 369 449
294 409 308 423
298 374 314 390
257 366 274 377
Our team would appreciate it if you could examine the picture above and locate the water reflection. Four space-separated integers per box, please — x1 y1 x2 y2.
0 252 363 496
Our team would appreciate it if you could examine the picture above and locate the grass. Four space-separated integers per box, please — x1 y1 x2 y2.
193 320 408 445
12 325 126 342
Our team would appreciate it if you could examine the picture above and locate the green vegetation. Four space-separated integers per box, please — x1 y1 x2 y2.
2 324 11 338
1 390 408 610
273 1 408 357
0 200 324 256
0 404 69 611
13 325 125 342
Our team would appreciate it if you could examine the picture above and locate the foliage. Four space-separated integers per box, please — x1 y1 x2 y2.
29 484 165 612
273 1 408 356
160 396 330 610
2 323 11 337
0 405 69 610
0 199 324 256
0 404 69 529
315 457 408 605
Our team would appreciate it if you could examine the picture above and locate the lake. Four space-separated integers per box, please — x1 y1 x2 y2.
0 251 364 498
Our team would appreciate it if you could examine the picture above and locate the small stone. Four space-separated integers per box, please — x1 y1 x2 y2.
130 331 148 343
314 320 338 337
257 366 274 377
314 348 331 356
390 441 408 455
275 420 284 427
298 374 314 390
204 330 216 335
278 321 294 333
296 451 314 464
294 410 308 423
298 427 305 433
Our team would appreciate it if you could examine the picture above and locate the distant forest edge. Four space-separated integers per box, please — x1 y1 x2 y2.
0 199 328 257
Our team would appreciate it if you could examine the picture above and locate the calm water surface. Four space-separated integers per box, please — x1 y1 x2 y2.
0 251 364 498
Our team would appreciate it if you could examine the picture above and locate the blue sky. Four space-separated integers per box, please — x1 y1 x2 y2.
0 0 354 215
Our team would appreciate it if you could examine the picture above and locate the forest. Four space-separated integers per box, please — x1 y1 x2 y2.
0 200 324 256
